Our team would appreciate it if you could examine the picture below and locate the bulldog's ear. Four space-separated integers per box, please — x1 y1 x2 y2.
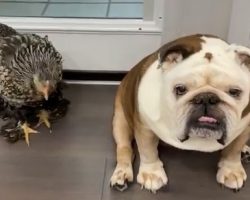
159 44 194 65
235 51 250 67
158 35 204 69
238 51 250 118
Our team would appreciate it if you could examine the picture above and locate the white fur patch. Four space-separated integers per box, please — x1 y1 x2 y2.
217 159 247 189
110 163 133 189
137 159 168 193
138 60 162 121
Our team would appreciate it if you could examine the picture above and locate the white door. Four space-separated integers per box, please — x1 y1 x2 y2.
0 0 165 71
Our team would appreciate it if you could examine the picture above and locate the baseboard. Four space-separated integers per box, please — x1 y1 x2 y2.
62 70 127 81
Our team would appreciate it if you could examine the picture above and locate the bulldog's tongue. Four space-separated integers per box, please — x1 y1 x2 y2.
198 116 217 123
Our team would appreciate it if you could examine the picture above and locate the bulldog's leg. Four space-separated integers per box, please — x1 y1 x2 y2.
135 126 168 193
217 129 250 191
110 103 134 191
242 145 250 154
241 145 250 163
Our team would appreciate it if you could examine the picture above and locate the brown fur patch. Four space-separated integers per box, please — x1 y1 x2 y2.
158 34 218 64
119 53 157 129
222 127 250 157
117 146 133 164
242 105 250 118
204 52 213 62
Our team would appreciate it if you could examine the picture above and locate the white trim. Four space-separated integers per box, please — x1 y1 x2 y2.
0 17 161 34
152 0 164 28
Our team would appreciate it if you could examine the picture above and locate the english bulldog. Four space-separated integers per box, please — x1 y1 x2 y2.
110 34 250 193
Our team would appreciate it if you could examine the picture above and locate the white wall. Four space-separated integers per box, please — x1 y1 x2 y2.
162 0 233 44
228 0 250 46
42 32 161 71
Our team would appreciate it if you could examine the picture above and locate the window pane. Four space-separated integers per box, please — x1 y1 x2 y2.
0 0 144 19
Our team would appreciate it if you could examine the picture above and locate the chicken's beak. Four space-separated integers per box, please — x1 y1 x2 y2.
43 90 49 101
42 81 50 101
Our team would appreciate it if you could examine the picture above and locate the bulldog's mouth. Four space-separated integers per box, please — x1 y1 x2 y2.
196 116 220 129
181 115 226 145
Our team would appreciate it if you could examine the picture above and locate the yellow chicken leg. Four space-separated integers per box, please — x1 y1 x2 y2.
21 122 38 146
36 110 52 133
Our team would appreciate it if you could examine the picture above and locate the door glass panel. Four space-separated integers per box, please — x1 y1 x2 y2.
0 0 144 19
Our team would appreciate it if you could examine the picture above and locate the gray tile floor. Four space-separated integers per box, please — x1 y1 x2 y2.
0 0 143 18
0 84 249 200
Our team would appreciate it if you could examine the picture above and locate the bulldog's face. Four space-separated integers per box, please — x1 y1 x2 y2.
159 36 250 145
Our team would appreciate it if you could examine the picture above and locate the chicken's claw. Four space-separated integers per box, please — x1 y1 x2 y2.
21 122 38 146
36 110 52 133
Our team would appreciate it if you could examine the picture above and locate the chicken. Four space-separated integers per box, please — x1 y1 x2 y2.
0 23 17 37
0 23 69 145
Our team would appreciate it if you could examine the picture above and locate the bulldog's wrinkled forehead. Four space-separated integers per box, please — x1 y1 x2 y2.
186 37 240 70
157 34 250 96
159 34 250 72
200 36 250 69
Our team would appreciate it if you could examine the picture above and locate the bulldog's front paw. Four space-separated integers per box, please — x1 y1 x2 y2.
137 160 168 193
216 159 247 191
110 163 133 192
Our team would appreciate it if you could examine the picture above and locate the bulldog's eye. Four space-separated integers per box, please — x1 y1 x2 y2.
228 88 242 98
174 84 187 96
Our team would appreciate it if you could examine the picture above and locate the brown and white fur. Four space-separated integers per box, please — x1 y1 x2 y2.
110 34 250 192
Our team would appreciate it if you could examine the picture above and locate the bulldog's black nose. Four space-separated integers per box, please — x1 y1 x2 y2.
192 92 220 105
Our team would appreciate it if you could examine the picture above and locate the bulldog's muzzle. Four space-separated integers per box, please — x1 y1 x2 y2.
181 92 227 145
192 92 220 106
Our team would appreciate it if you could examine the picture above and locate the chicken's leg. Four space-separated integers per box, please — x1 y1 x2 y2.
36 110 52 133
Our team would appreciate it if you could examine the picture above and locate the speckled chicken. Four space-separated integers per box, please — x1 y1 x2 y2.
0 23 17 37
0 23 69 145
